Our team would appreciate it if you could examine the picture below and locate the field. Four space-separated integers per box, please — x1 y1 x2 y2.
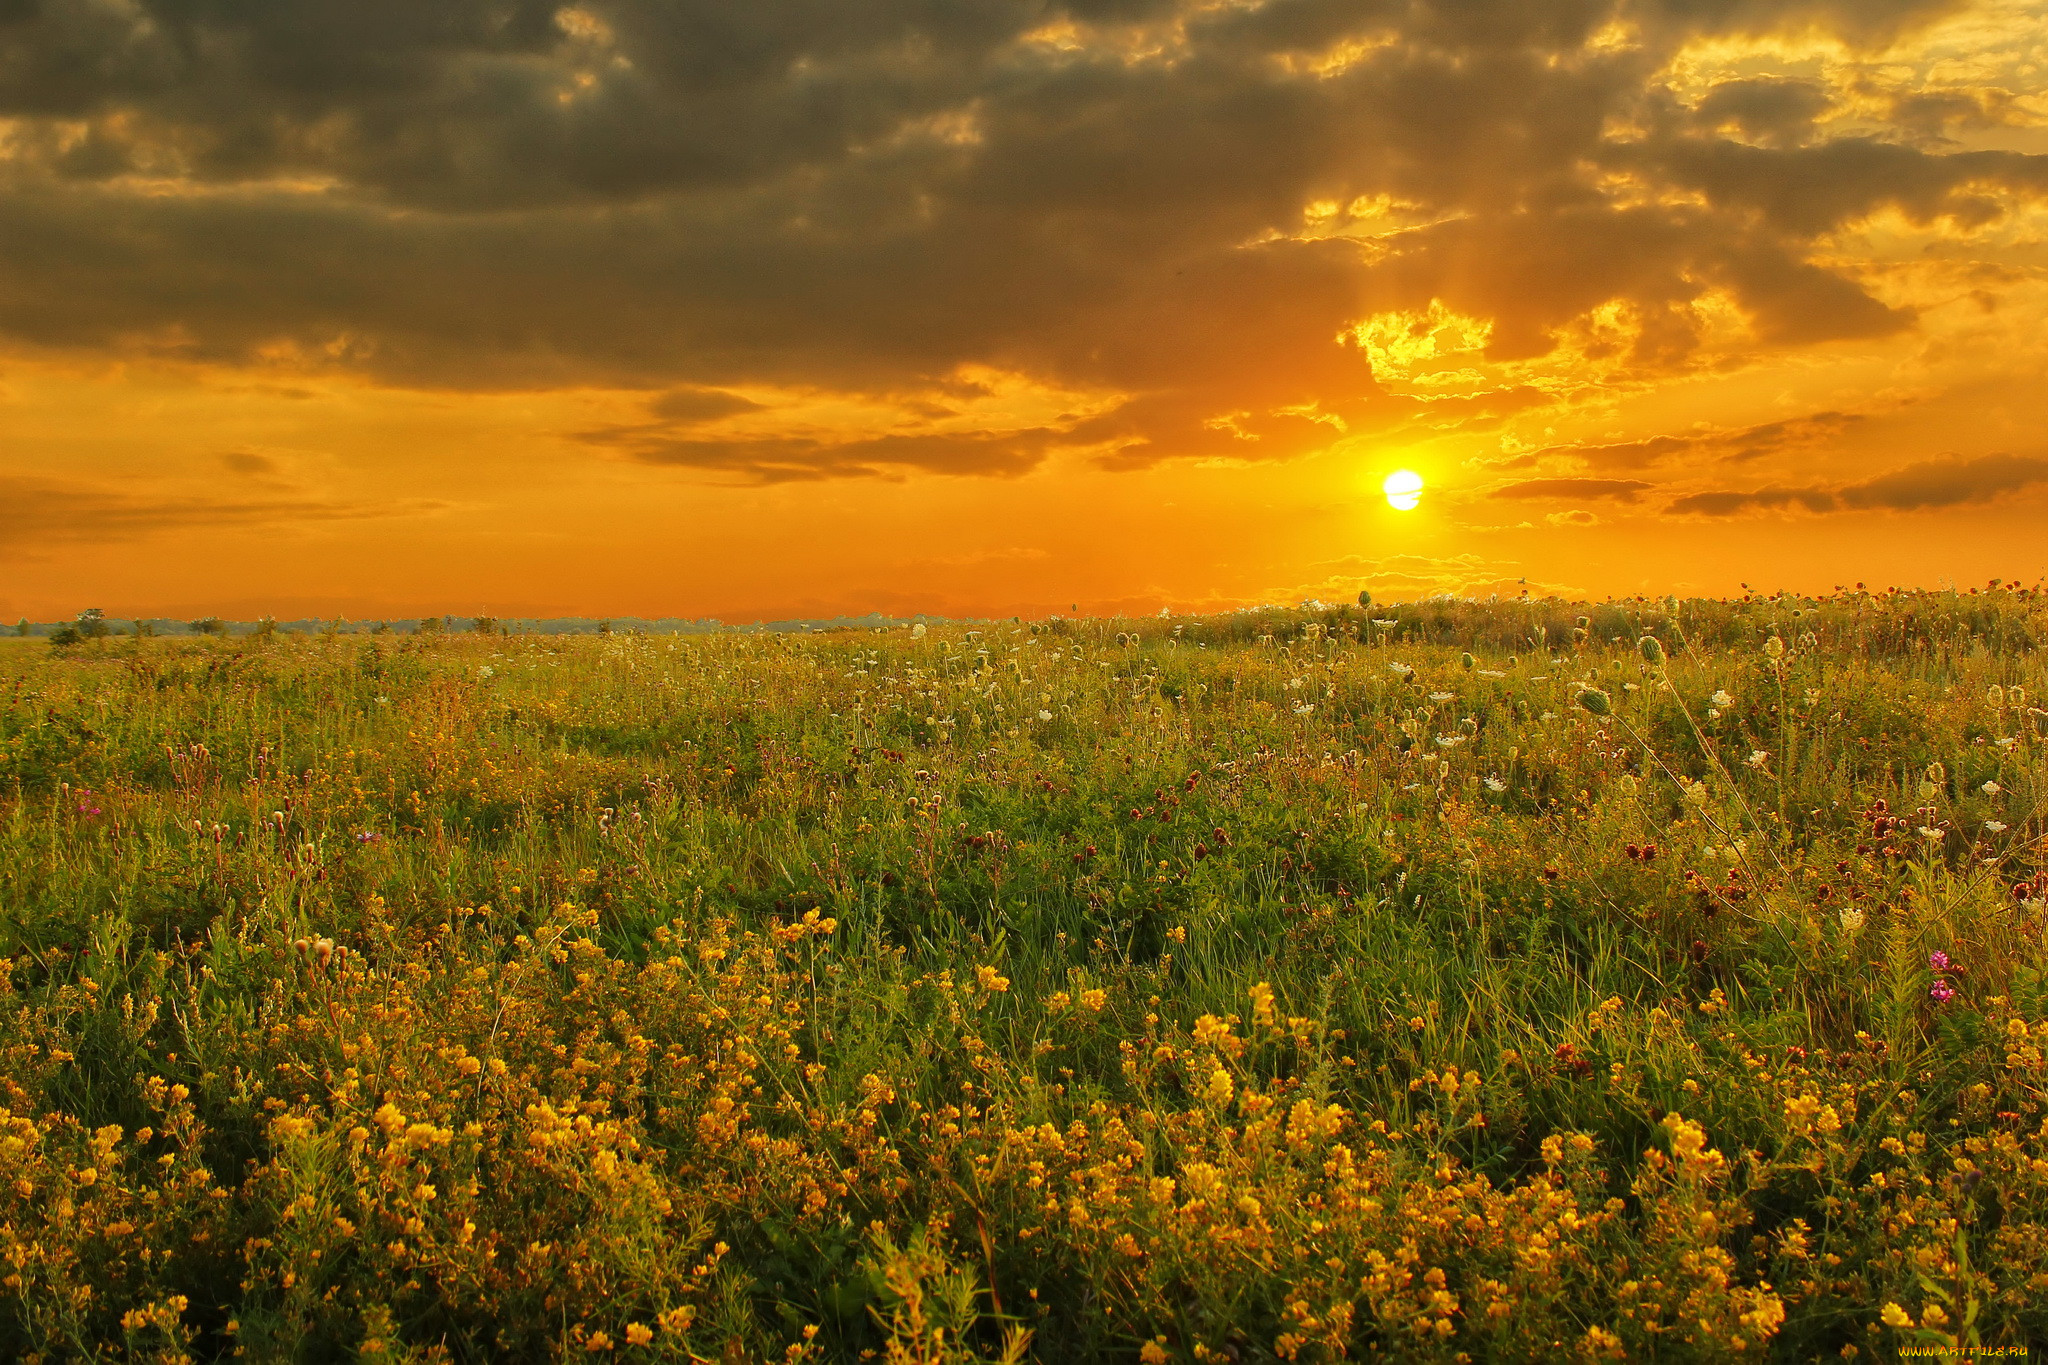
2 594 2045 1362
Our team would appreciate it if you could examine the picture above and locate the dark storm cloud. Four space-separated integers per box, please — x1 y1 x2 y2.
1666 452 2048 516
0 474 438 551
1 0 2042 479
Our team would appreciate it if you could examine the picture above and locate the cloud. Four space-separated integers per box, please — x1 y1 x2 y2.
1294 551 1553 600
1839 452 2048 510
0 474 440 552
1491 477 1655 501
0 0 2043 482
1666 452 2048 515
1504 410 1866 472
573 425 1065 482
220 450 281 477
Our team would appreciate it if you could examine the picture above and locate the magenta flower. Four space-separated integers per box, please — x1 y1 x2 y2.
1929 979 1956 1005
1929 950 1951 972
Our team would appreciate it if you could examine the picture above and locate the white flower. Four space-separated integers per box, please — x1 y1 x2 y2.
1388 662 1413 677
478 665 494 679
1429 691 1455 702
1981 780 2002 795
1478 669 1506 678
1435 735 1464 748
1918 825 1945 840
1746 750 1769 769
1539 710 1558 722
1707 709 1721 720
1838 907 1865 936
1711 690 1734 707
1037 709 1053 722
1293 703 1315 716
1996 737 2018 751
1372 618 1400 627
911 623 927 638
1985 821 2008 833
1484 776 1507 793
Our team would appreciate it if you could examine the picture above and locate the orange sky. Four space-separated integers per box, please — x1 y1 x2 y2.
3 0 2046 621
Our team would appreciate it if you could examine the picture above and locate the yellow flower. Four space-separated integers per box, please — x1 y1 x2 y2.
1880 1303 1913 1328
625 1323 654 1346
1141 1341 1170 1364
975 964 1010 993
1205 1068 1234 1107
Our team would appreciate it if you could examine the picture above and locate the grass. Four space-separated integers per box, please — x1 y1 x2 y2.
1 589 2044 1362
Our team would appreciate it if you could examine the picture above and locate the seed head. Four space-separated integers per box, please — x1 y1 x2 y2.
1356 589 1373 609
1638 636 1665 666
1576 688 1612 717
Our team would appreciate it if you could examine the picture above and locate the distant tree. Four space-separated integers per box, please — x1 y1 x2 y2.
13 618 26 637
472 615 498 635
252 616 277 640
371 621 390 636
188 617 226 636
596 619 613 636
76 608 110 641
48 625 81 647
133 619 155 638
417 615 445 635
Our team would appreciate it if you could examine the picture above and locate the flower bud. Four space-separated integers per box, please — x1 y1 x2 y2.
1638 636 1665 665
1576 688 1612 716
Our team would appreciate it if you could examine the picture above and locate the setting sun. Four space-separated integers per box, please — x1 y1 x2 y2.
1383 469 1424 511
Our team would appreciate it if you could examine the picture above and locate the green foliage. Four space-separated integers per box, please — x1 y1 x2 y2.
0 586 2044 1361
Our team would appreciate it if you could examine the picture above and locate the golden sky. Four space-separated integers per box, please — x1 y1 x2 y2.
3 0 2047 621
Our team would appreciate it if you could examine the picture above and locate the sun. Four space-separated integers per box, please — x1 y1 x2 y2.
1383 469 1424 511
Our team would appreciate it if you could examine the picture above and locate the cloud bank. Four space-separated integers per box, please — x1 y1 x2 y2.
3 0 2046 483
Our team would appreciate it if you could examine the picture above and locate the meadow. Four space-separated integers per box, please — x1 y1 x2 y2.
1 591 2044 1363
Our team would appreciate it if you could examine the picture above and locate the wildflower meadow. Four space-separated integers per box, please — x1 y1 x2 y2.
1 590 2044 1362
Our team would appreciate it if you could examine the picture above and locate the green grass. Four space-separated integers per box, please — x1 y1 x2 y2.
1 590 2044 1362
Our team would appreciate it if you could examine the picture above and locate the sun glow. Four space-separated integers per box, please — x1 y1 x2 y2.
1383 469 1423 511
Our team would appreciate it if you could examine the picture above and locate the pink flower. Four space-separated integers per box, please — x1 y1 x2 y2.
1929 950 1951 972
1929 979 1956 1005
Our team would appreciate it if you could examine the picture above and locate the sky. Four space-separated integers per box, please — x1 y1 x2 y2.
3 0 2046 622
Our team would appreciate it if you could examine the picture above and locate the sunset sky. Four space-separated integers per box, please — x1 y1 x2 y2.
3 0 2047 622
